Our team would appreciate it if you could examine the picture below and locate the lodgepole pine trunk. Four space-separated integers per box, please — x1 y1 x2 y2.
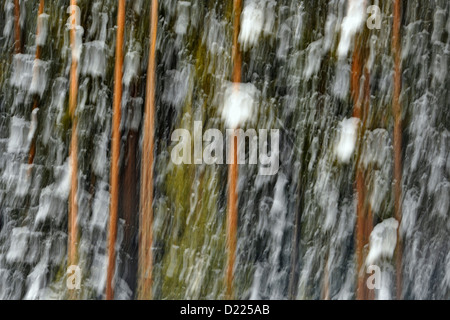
138 0 158 300
120 129 140 293
226 0 242 300
392 0 403 300
28 0 45 166
106 0 126 300
351 38 373 300
68 0 79 299
13 0 21 53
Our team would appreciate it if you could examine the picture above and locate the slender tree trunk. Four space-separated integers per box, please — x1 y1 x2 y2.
34 0 45 60
106 0 126 300
392 0 403 300
351 40 364 300
28 0 45 166
68 0 79 299
138 0 158 300
226 0 242 300
232 0 242 85
120 128 139 293
13 0 21 54
351 38 373 300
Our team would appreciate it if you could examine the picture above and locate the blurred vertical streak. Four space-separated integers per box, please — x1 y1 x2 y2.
288 182 303 299
351 36 373 300
106 0 126 300
392 0 403 300
13 0 20 53
226 0 242 300
68 0 79 299
121 125 139 294
28 0 45 166
362 64 374 301
138 0 158 300
322 254 330 300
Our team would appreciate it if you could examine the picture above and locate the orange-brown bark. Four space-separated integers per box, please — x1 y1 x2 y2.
138 0 158 300
225 0 242 300
352 38 373 301
35 0 45 59
232 0 242 85
68 1 79 299
106 0 126 300
392 0 403 300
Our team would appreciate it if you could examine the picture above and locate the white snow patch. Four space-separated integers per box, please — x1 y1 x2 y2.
34 160 72 226
304 39 324 79
122 51 140 87
7 116 30 154
334 117 360 163
222 82 259 129
10 54 34 91
27 108 39 148
81 41 106 78
71 26 84 62
15 164 31 197
239 1 265 51
6 227 30 263
55 159 72 199
366 218 399 266
337 0 366 59
36 13 50 47
175 1 191 36
24 241 50 300
29 59 50 98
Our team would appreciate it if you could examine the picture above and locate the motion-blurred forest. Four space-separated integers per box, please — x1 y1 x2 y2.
0 0 448 300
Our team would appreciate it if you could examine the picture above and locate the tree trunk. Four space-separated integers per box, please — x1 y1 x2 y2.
138 0 158 300
392 0 403 300
68 0 79 299
351 38 373 300
28 0 45 166
120 128 139 295
106 0 126 300
226 0 242 300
